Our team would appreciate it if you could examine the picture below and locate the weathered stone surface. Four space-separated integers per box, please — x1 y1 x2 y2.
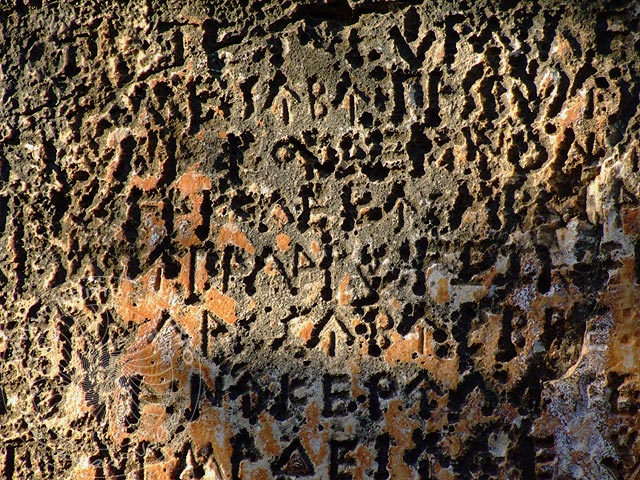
0 0 639 478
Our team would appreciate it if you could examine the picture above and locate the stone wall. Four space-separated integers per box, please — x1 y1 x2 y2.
1 1 640 478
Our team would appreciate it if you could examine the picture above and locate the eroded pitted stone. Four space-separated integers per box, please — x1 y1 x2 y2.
1 1 640 479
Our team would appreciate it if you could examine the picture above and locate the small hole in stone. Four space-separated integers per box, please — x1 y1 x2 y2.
368 344 382 357
369 65 386 80
493 370 508 384
435 345 449 358
433 328 447 343
360 112 373 127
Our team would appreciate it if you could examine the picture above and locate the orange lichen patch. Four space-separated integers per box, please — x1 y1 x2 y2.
426 265 451 304
473 275 584 392
384 399 418 446
271 204 290 226
342 92 353 111
205 287 237 325
173 164 212 247
337 273 352 306
174 308 203 346
552 32 574 62
300 401 330 470
145 457 180 480
121 322 188 395
376 312 391 330
239 464 271 480
349 360 367 399
502 278 581 389
117 256 232 349
435 278 451 303
131 173 161 191
257 412 281 457
389 298 402 311
138 403 168 443
320 330 336 356
175 312 201 353
177 250 193 294
118 268 169 324
174 164 212 197
433 463 456 480
475 265 497 292
212 105 229 118
622 206 640 236
190 403 233 480
439 388 495 459
216 223 256 254
359 335 370 355
603 257 640 377
424 391 450 434
310 240 321 256
298 320 315 343
468 313 502 383
384 399 419 479
350 444 374 480
276 233 291 252
385 325 459 390
70 456 99 480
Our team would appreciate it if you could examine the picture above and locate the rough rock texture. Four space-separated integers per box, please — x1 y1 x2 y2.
1 0 640 478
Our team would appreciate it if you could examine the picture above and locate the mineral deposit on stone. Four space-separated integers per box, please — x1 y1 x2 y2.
1 1 640 479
